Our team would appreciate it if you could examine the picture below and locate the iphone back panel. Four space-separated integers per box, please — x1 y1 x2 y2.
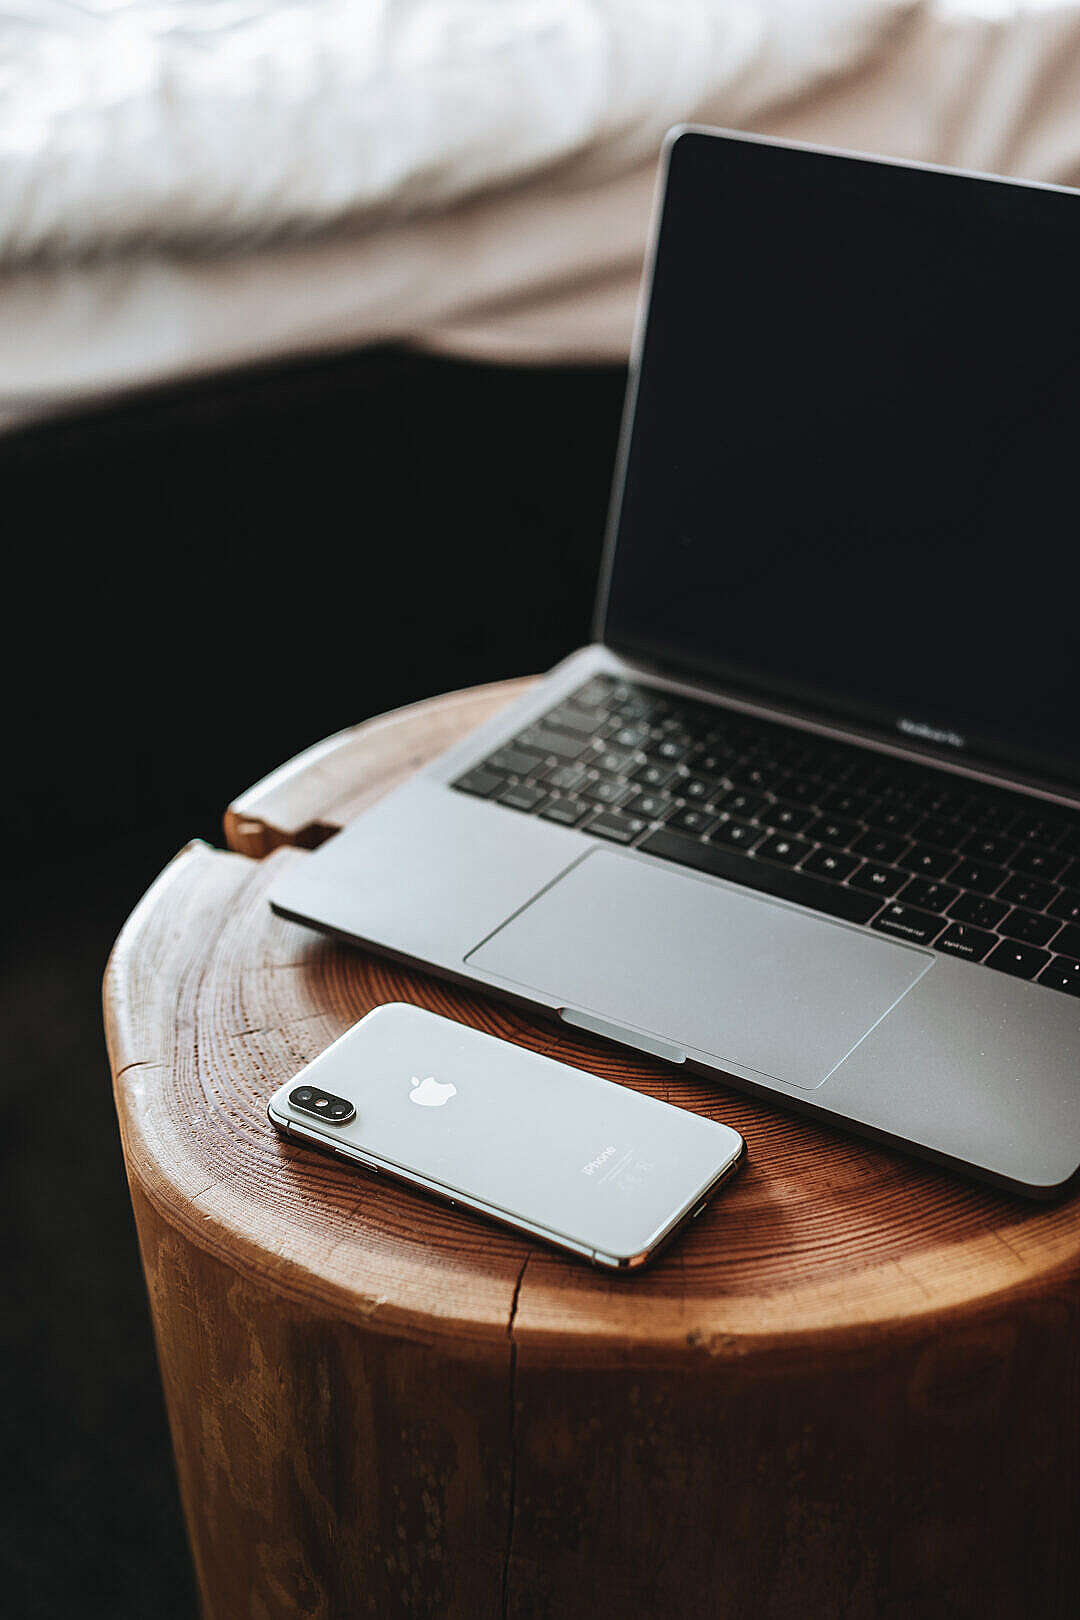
267 1003 745 1267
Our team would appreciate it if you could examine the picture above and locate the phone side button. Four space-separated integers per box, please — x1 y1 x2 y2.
557 1236 593 1260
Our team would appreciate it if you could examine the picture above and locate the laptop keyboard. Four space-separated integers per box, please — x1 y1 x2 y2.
452 675 1080 999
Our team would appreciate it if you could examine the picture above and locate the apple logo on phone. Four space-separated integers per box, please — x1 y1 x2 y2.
410 1075 457 1108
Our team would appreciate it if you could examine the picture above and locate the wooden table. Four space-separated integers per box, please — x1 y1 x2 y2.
106 681 1080 1620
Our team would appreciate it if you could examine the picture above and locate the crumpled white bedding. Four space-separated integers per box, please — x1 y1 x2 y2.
4 0 1080 428
0 0 915 264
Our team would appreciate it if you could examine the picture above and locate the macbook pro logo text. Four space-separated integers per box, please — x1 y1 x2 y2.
409 1075 457 1108
898 717 966 750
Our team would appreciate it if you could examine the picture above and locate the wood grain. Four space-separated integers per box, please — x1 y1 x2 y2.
106 685 1080 1619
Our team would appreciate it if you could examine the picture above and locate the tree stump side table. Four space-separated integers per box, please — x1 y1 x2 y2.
105 680 1080 1620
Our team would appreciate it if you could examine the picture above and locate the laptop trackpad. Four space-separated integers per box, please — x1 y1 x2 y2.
466 849 933 1091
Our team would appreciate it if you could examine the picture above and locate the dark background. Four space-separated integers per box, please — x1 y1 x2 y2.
1 347 627 1617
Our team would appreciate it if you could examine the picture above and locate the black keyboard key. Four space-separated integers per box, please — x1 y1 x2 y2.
872 903 945 947
488 745 544 777
818 788 870 820
654 738 690 765
496 782 547 813
898 877 959 915
594 746 637 776
1011 812 1066 849
612 721 650 749
985 939 1051 981
849 862 905 897
696 747 739 777
924 788 972 820
949 892 1008 930
770 803 813 835
679 773 725 804
639 830 881 924
625 790 674 821
961 831 1017 866
755 833 812 867
774 776 821 807
863 803 919 837
539 797 588 827
668 805 718 836
802 847 859 882
936 922 997 963
547 763 589 792
902 844 958 880
832 755 874 786
580 777 630 809
1062 859 1080 890
632 761 677 790
1050 922 1080 959
708 817 762 851
514 726 589 762
867 767 916 800
1049 889 1080 925
949 860 1006 896
1000 909 1059 947
1038 956 1080 996
969 799 1020 833
714 788 768 820
586 809 647 845
852 830 909 865
999 873 1058 911
805 814 860 849
731 761 785 793
1010 845 1068 881
912 816 961 849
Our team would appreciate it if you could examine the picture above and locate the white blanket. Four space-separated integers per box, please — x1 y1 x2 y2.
0 0 918 262
4 0 1080 425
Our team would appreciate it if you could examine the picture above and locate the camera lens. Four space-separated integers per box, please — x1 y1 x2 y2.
288 1086 352 1122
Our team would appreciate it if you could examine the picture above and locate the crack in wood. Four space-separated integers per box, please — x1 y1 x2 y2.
501 1253 529 1620
114 1059 161 1081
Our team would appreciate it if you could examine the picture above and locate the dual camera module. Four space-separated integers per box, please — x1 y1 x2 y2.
290 1086 355 1124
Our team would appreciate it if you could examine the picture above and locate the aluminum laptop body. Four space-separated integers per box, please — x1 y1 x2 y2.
271 129 1080 1197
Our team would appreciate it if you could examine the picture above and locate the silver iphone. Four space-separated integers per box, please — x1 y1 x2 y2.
267 1003 745 1269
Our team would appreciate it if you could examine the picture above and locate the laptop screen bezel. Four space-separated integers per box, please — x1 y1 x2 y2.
593 126 1080 798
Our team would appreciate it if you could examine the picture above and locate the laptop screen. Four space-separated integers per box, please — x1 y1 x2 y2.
600 131 1080 790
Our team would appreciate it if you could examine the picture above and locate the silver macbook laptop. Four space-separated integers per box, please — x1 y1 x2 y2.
271 128 1080 1197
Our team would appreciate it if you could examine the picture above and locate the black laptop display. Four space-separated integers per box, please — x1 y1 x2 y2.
601 132 1080 789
